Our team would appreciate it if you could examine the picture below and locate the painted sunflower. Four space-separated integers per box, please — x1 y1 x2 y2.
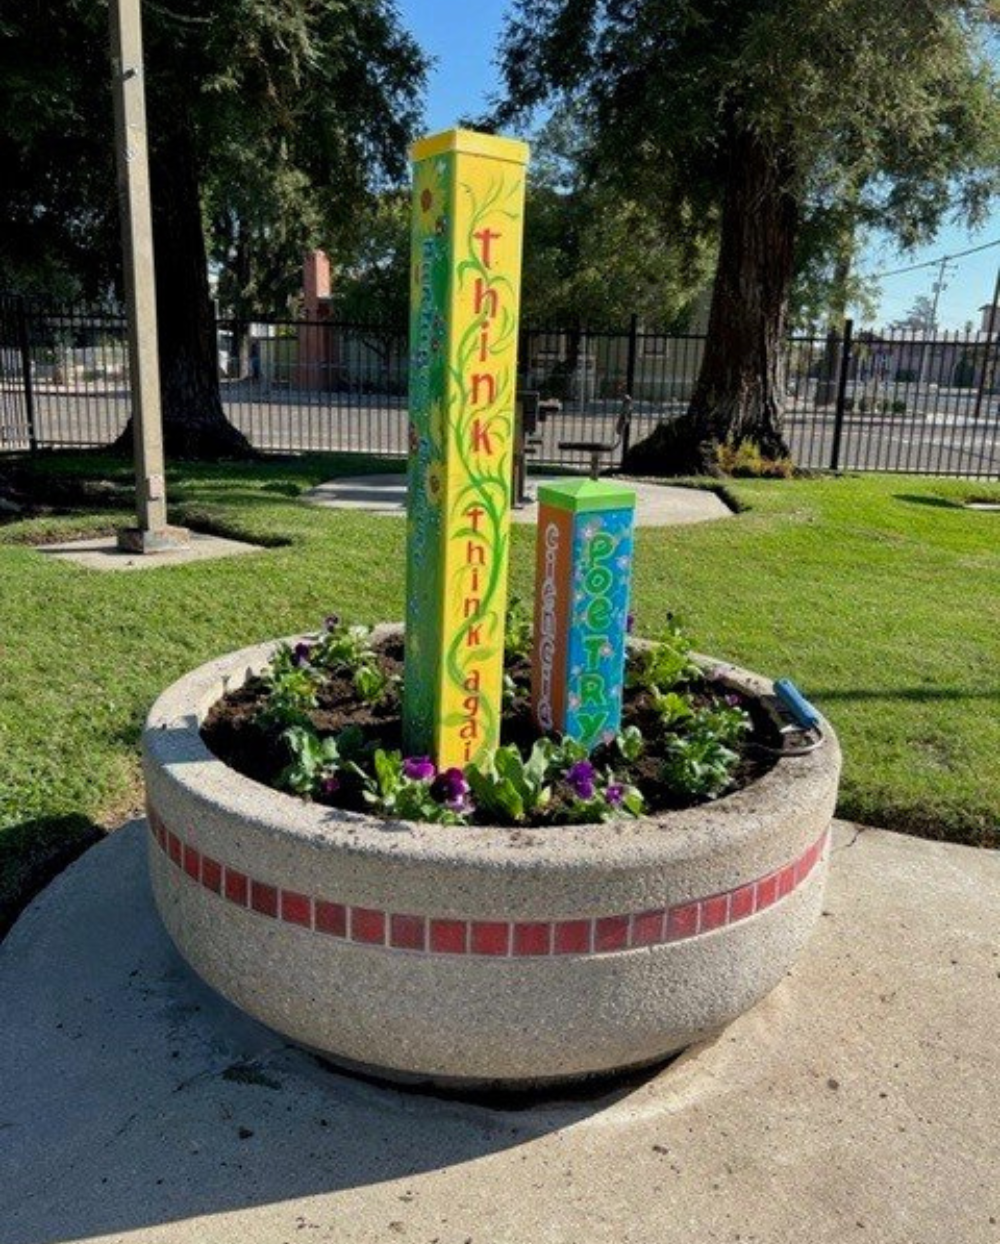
425 461 444 506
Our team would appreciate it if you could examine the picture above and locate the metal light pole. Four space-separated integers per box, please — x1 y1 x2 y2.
109 0 187 551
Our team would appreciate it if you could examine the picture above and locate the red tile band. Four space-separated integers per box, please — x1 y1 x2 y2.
151 815 828 959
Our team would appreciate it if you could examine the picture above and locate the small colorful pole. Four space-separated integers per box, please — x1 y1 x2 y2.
402 129 529 768
532 479 636 750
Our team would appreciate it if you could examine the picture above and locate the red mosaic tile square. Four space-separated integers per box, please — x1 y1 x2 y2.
630 909 665 947
390 913 427 951
756 873 779 909
315 900 347 937
513 922 552 956
250 881 279 918
201 856 222 893
351 907 386 944
430 918 467 954
281 890 312 927
594 915 630 953
183 843 201 881
167 832 182 867
471 921 510 956
796 842 818 884
700 893 730 932
728 883 757 922
666 901 700 941
224 868 248 907
778 863 797 899
553 919 591 955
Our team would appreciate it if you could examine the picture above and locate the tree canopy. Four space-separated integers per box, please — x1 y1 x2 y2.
499 0 1000 471
0 0 427 454
517 111 714 329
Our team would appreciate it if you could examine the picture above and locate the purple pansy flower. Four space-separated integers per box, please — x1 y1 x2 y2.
431 767 471 810
566 760 596 801
724 693 741 708
324 613 341 632
292 641 312 667
403 755 436 782
320 775 340 797
605 783 625 807
626 612 635 635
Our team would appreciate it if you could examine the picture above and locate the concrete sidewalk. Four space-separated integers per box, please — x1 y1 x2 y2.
305 473 732 527
1 821 997 1244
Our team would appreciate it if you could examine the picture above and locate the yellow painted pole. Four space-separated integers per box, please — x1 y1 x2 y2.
402 129 529 767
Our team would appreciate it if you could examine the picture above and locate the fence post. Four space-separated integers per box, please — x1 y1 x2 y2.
621 312 638 461
16 296 38 454
830 317 853 471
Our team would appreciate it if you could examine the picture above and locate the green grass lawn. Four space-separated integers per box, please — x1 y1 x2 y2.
2 452 998 934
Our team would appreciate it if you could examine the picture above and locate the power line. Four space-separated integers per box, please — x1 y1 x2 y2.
866 236 1000 280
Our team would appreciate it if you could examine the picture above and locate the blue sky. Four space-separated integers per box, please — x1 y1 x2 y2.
398 0 1000 331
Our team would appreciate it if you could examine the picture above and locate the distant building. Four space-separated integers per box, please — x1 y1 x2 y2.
850 311 1000 391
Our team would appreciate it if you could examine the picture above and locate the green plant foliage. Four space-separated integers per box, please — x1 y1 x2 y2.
465 737 643 826
278 724 367 798
360 750 469 825
257 644 321 730
628 618 702 694
658 703 751 800
313 617 375 671
504 595 534 661
616 724 645 763
715 440 795 479
352 661 397 706
465 740 554 823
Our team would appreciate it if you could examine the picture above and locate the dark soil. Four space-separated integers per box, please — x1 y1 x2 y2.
201 634 784 824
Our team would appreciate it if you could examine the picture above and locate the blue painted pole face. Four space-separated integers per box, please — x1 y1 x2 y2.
563 506 635 749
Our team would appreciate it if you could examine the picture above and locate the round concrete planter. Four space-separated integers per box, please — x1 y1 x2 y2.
143 628 841 1089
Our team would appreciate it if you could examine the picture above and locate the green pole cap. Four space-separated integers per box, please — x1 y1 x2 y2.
537 478 637 514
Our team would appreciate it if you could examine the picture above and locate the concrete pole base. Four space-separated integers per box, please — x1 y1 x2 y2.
117 524 191 553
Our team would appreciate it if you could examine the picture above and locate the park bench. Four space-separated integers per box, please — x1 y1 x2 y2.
557 395 633 479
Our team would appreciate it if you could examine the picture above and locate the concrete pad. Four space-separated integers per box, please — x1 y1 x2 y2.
305 473 732 527
2 820 998 1243
35 532 263 571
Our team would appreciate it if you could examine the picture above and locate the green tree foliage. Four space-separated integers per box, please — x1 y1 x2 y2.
0 0 426 455
892 295 939 333
518 111 714 329
332 191 412 325
498 0 1000 473
329 111 715 335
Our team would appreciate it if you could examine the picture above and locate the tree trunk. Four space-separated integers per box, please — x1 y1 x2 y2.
624 122 798 475
114 105 253 460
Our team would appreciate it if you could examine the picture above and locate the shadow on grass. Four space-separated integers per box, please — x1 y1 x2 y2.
0 814 104 942
892 493 963 509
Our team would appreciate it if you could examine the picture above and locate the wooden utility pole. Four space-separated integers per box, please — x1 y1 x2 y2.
109 0 187 551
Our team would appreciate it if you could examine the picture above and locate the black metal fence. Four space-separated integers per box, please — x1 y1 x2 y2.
3 293 1000 478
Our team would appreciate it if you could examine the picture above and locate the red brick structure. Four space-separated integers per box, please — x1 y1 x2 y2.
295 250 337 390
